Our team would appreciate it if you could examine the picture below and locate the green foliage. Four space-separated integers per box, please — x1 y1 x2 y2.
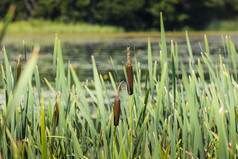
0 15 238 158
147 0 189 29
1 0 238 30
95 0 146 30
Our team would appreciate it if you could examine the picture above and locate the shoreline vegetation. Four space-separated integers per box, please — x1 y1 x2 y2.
1 20 238 35
1 20 238 45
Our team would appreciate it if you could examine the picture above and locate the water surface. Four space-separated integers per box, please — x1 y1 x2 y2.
1 34 238 83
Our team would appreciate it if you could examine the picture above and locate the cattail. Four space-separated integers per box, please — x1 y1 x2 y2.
52 91 61 126
16 55 21 82
126 46 133 95
114 81 124 126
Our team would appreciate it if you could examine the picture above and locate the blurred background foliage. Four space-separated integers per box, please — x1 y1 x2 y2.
0 0 238 31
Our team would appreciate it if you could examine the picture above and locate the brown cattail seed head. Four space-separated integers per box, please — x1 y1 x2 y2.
114 81 124 126
126 46 133 95
114 98 120 126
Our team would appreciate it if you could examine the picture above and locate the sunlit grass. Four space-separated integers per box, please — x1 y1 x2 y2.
0 19 124 35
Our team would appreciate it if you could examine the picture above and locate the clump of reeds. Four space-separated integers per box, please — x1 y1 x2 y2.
1 14 238 159
126 46 133 95
114 81 124 126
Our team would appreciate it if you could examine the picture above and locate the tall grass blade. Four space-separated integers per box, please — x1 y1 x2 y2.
91 56 106 128
40 92 47 159
186 31 194 65
35 65 41 103
160 12 168 67
68 121 84 158
0 5 15 45
147 39 154 100
204 34 210 57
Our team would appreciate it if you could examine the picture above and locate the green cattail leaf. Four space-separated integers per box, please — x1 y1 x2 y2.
1 131 8 158
235 107 238 123
221 35 226 55
13 61 17 87
160 12 168 67
171 42 176 107
230 40 237 79
23 40 27 63
148 39 154 100
44 78 56 95
136 88 150 130
68 121 84 159
204 34 210 56
109 72 117 92
57 98 66 136
67 61 71 89
53 36 58 74
35 65 41 103
133 114 149 158
70 66 90 114
92 56 106 127
186 31 194 65
226 36 231 58
110 57 119 82
85 85 97 105
41 92 47 159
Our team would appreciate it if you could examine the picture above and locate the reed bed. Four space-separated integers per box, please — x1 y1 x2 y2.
0 13 238 159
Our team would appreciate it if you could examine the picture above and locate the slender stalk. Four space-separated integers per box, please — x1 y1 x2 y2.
113 127 116 159
129 95 133 159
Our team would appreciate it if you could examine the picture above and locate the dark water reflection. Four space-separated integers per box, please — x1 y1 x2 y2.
1 34 238 84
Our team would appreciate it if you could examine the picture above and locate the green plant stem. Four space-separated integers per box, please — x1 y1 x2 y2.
113 127 116 159
130 95 132 128
129 95 133 158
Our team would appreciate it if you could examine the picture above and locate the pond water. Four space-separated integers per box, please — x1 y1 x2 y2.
0 33 238 107
1 33 238 84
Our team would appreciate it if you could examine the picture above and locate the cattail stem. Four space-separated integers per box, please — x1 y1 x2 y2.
129 95 133 157
116 81 124 98
113 126 116 159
